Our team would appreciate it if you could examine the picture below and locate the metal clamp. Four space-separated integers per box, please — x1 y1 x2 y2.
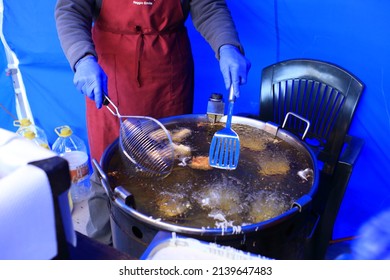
207 93 225 123
282 112 311 140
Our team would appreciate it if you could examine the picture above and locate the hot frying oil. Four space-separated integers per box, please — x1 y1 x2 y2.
107 122 314 229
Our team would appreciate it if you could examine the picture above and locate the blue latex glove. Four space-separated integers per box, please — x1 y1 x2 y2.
219 44 251 98
74 55 108 109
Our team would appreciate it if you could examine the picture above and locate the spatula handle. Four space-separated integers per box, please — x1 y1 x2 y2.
226 85 235 128
228 84 235 102
226 101 234 128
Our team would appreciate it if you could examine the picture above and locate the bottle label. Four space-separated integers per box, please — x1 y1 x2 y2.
62 151 90 183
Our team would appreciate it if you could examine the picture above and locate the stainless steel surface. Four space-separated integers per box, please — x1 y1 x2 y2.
282 112 311 140
206 93 225 123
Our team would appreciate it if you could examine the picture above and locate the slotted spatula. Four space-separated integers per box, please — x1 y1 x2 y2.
209 85 240 170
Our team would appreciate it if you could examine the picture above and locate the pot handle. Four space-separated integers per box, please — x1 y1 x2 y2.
114 186 136 209
282 112 311 140
92 158 114 199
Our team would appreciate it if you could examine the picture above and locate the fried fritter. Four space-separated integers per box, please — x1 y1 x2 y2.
258 159 290 176
188 156 213 170
156 192 191 218
170 128 192 142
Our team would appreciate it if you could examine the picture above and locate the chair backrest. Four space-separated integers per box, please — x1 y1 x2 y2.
259 59 364 174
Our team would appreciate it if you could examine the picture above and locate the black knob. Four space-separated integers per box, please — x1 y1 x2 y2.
210 93 223 101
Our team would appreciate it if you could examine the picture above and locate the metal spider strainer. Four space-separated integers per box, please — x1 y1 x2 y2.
104 96 174 178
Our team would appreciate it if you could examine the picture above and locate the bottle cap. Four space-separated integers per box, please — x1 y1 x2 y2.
14 118 32 127
55 125 73 137
24 131 36 140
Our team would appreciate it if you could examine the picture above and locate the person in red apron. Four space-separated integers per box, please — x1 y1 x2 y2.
55 0 251 244
83 0 195 161
56 0 251 162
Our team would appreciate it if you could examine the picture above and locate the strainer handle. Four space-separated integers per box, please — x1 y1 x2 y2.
103 95 120 117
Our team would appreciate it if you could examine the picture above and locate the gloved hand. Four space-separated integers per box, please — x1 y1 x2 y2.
74 55 108 109
219 44 251 98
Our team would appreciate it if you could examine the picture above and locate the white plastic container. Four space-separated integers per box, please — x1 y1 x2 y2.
52 125 91 203
14 118 50 149
141 232 272 260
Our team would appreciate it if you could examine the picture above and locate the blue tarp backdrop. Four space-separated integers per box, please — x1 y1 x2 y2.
1 0 389 240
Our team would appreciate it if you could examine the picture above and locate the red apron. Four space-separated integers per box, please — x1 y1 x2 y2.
87 0 194 161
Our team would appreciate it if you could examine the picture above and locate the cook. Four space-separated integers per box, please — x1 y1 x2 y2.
55 0 251 162
55 0 251 244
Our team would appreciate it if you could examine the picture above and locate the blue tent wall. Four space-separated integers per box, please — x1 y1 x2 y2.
0 40 16 130
0 0 389 241
0 0 87 152
190 1 277 116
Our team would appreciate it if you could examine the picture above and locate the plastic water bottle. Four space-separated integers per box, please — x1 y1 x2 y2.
52 125 91 204
14 118 50 149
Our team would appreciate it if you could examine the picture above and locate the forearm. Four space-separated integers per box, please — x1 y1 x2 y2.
55 0 99 70
190 0 243 58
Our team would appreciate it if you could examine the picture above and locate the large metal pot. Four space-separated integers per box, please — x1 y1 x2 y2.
96 114 319 259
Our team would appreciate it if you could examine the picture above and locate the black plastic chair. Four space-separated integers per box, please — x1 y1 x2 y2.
258 59 364 259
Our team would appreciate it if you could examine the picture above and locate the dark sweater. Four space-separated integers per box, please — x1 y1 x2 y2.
54 0 244 70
